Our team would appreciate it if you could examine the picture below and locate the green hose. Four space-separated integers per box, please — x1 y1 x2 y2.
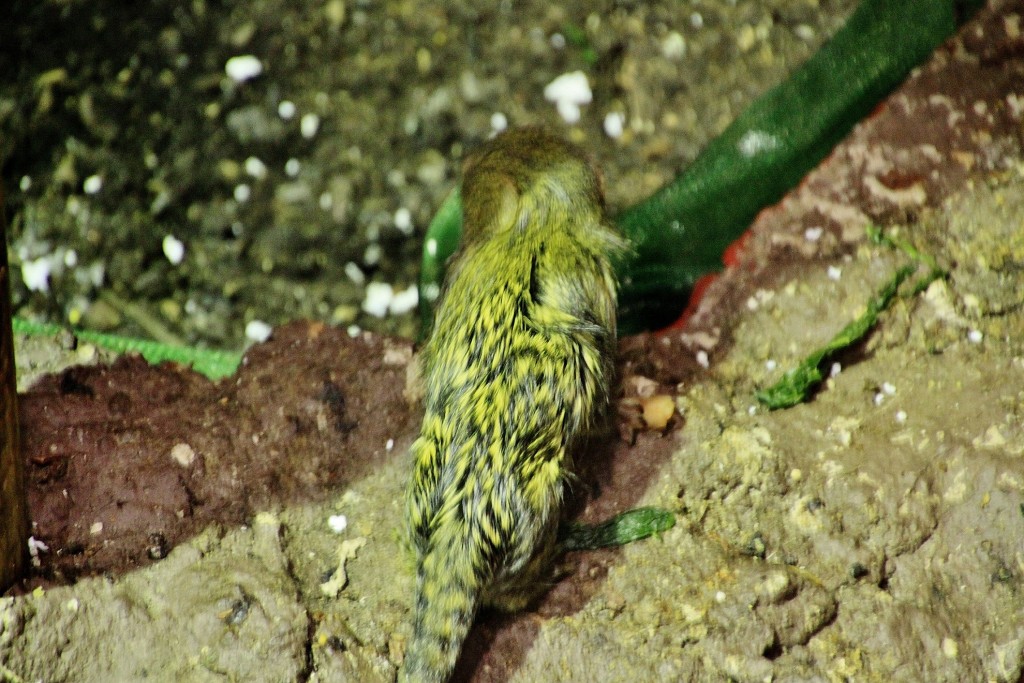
420 0 981 334
12 316 241 380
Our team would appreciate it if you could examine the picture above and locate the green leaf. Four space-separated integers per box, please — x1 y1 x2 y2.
560 506 676 552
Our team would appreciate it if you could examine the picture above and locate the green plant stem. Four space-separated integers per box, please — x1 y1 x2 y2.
560 506 676 552
12 316 241 380
754 263 916 410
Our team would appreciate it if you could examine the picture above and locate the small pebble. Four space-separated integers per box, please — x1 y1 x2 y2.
328 514 348 534
170 443 196 467
83 175 103 195
234 183 251 203
300 113 320 139
804 226 823 242
696 350 709 368
245 319 273 342
344 261 365 285
285 158 301 177
968 329 983 343
661 31 686 59
394 207 413 235
225 55 263 82
363 282 394 318
278 100 297 119
603 112 625 139
244 156 267 179
162 234 185 265
21 257 52 292
364 243 382 266
490 112 508 132
544 71 592 124
827 265 842 280
389 284 419 315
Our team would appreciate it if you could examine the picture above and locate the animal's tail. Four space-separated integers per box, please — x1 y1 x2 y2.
400 545 481 683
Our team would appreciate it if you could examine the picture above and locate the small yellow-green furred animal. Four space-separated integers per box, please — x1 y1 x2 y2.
402 127 627 683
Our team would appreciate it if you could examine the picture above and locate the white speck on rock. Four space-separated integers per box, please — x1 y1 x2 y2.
170 442 196 467
696 350 710 368
394 207 413 235
27 536 49 557
603 111 625 139
389 284 419 315
968 329 983 343
490 112 508 132
300 113 320 139
278 100 296 119
225 55 263 82
245 319 273 343
827 265 842 280
661 31 686 59
162 234 185 265
328 514 348 534
83 174 103 195
363 282 394 318
344 261 365 285
21 257 52 292
364 243 382 266
544 71 592 124
804 226 823 242
244 156 267 179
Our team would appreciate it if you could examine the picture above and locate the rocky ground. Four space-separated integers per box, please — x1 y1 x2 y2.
3 1 1024 683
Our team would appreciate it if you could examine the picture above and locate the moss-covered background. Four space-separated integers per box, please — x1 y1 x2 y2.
1 0 855 347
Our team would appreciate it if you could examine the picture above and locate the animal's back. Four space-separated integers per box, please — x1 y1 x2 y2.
402 127 625 683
